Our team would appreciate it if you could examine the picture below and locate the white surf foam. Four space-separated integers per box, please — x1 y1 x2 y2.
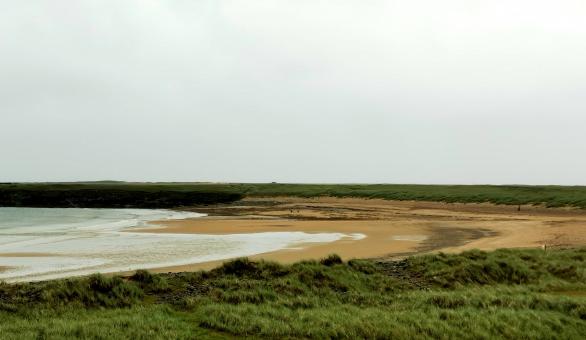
0 208 362 282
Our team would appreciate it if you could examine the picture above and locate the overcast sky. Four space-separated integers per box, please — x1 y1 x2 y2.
1 1 585 184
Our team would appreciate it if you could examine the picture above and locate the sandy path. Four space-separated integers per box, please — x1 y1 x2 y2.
135 197 586 274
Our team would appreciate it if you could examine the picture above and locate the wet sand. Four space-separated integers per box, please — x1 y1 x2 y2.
135 197 586 274
136 220 432 273
0 253 57 257
0 253 58 275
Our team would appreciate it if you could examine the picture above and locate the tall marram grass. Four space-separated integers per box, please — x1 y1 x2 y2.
406 248 586 288
1 247 585 339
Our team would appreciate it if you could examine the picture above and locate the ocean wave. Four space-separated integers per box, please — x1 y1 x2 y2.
0 208 350 282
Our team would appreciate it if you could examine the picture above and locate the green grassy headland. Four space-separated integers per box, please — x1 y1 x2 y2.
2 182 586 208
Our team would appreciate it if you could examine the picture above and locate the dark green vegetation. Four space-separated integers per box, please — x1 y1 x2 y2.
0 183 242 208
1 248 585 339
2 182 586 208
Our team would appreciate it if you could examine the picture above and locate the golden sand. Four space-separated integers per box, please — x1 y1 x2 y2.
131 197 586 274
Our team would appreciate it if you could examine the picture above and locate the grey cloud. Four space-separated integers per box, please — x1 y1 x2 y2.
1 1 585 184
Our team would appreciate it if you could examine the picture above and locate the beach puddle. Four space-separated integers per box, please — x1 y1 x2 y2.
392 235 429 242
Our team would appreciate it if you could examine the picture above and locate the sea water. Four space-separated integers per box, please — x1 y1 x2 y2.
0 208 359 282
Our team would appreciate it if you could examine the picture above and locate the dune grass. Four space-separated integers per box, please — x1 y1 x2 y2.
1 248 585 339
239 183 586 208
0 307 224 340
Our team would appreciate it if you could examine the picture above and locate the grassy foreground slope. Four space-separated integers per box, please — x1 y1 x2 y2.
1 248 585 339
2 182 586 208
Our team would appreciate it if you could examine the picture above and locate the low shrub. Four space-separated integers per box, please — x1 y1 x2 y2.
130 270 169 292
49 274 143 307
320 254 343 266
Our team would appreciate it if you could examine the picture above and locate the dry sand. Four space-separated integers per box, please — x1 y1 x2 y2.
135 197 586 274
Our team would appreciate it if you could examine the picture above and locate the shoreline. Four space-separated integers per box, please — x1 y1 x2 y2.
131 197 586 275
3 197 586 281
131 219 433 274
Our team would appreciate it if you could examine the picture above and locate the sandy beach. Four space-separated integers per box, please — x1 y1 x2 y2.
136 197 586 273
3 197 585 279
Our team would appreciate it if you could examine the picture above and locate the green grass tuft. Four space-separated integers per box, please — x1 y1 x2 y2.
1 247 585 338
